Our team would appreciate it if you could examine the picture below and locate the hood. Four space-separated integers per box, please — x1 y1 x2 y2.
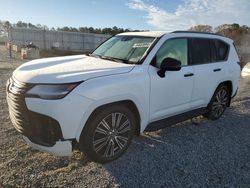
13 55 134 84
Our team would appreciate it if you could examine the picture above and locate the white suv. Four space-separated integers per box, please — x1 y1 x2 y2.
6 31 241 163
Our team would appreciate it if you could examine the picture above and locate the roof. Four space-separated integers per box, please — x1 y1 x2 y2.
117 31 167 38
171 31 233 42
117 31 231 40
172 30 224 37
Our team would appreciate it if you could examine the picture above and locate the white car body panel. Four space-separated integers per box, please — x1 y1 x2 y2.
148 65 194 122
25 92 94 139
190 42 240 108
73 65 151 139
13 55 134 84
190 62 227 108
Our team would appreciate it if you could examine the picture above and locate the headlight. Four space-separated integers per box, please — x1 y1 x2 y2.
26 83 79 100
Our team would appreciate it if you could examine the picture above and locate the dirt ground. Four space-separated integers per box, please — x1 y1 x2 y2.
1 45 250 187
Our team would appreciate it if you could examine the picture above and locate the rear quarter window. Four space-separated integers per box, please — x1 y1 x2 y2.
213 39 229 61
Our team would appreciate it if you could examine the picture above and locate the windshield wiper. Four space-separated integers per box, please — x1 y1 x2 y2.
88 54 134 64
101 56 124 63
87 53 102 58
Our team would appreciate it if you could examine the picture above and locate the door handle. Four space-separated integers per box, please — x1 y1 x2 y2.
184 73 194 77
213 68 221 72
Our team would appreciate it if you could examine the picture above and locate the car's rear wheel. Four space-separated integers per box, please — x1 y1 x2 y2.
204 84 230 120
79 105 136 163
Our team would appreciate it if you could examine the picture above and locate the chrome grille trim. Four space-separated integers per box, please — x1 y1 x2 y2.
6 77 32 134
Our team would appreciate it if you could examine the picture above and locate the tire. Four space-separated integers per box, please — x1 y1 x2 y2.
203 84 230 120
79 104 136 163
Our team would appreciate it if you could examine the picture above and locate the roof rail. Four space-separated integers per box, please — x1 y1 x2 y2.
172 30 223 37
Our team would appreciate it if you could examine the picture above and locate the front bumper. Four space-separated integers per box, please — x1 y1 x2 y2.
6 78 64 146
23 136 72 156
6 76 94 154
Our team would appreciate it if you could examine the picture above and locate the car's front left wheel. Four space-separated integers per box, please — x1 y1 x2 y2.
79 104 136 163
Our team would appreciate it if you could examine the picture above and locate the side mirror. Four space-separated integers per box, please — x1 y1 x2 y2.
157 57 181 78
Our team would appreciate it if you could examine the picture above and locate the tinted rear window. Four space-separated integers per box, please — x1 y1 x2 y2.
190 38 229 65
190 38 211 65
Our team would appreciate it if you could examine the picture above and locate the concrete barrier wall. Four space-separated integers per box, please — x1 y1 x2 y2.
9 28 110 51
7 28 250 61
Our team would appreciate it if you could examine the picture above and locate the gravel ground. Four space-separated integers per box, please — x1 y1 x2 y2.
1 45 250 187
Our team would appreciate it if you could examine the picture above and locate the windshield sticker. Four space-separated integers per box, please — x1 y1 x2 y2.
133 43 151 48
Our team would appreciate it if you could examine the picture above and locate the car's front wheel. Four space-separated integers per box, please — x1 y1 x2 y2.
204 84 230 120
79 104 136 163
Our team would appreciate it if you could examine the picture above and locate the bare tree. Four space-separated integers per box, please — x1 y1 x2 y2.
189 25 213 33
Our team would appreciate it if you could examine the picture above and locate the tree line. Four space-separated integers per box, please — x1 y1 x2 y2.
189 24 250 45
0 20 249 44
0 20 142 35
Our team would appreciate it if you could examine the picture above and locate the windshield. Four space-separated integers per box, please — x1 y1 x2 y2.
91 36 156 64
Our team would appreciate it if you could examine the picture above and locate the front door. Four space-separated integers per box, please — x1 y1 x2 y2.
148 38 194 122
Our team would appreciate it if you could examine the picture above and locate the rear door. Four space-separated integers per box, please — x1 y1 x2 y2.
189 38 230 108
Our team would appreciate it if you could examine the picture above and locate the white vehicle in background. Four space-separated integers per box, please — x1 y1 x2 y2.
6 31 241 163
241 63 250 77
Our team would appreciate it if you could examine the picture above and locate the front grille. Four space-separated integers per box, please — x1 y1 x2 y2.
6 77 63 146
6 77 31 134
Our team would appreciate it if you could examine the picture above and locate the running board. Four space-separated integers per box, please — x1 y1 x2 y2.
145 108 208 132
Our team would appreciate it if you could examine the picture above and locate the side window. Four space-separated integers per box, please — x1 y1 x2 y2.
190 38 211 65
214 40 229 61
155 38 188 68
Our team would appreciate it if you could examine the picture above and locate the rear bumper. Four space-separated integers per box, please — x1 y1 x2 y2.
23 136 73 156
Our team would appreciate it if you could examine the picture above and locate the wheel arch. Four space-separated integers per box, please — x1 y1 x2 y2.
216 80 233 107
78 100 141 143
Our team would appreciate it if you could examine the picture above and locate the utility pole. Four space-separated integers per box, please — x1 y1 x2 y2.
43 26 46 49
8 27 12 58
